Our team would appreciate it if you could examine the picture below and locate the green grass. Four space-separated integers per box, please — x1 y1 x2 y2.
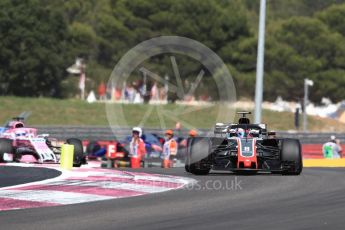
0 96 344 132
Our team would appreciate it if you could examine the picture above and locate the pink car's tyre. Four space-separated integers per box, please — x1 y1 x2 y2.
0 138 13 162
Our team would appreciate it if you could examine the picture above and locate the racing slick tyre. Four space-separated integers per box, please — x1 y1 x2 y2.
281 139 302 175
186 137 211 175
185 138 193 173
0 138 13 162
66 138 85 167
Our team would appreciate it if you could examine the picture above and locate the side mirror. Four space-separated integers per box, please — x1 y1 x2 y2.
268 131 276 136
261 129 267 136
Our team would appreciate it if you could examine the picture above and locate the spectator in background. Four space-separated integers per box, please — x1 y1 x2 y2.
114 87 122 101
323 136 342 159
151 81 159 101
160 87 167 101
98 81 106 101
126 84 136 102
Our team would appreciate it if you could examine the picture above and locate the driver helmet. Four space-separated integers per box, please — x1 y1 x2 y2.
237 128 245 138
15 130 26 137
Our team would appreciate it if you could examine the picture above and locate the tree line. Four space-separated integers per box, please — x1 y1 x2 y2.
0 0 344 103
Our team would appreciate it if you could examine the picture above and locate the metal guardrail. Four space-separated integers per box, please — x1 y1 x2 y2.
34 126 194 141
33 126 345 144
276 132 344 144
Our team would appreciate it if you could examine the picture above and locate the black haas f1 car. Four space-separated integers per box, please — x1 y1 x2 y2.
185 112 302 175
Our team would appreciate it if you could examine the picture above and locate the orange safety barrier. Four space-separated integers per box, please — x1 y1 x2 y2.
131 157 141 168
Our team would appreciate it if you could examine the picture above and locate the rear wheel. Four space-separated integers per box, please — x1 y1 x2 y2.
281 139 302 175
66 138 84 167
186 137 211 175
0 138 13 162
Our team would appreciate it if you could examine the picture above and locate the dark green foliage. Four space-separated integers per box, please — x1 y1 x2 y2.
0 0 345 102
0 0 71 97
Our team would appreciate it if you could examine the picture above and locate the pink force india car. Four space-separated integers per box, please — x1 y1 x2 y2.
0 117 86 166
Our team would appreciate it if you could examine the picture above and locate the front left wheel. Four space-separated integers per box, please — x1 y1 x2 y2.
185 137 211 175
0 138 13 162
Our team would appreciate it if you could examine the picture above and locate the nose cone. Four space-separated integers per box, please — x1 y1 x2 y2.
244 159 252 168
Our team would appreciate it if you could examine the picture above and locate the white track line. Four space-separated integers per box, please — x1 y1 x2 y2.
0 190 112 205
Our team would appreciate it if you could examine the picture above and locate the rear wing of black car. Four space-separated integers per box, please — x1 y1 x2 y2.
214 123 268 135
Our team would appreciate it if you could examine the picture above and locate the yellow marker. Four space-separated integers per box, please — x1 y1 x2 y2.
60 144 74 170
303 159 345 167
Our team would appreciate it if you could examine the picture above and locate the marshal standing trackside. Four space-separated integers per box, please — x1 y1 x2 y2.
185 112 303 175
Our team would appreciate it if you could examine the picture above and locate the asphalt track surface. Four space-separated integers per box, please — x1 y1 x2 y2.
0 166 61 188
1 167 345 230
